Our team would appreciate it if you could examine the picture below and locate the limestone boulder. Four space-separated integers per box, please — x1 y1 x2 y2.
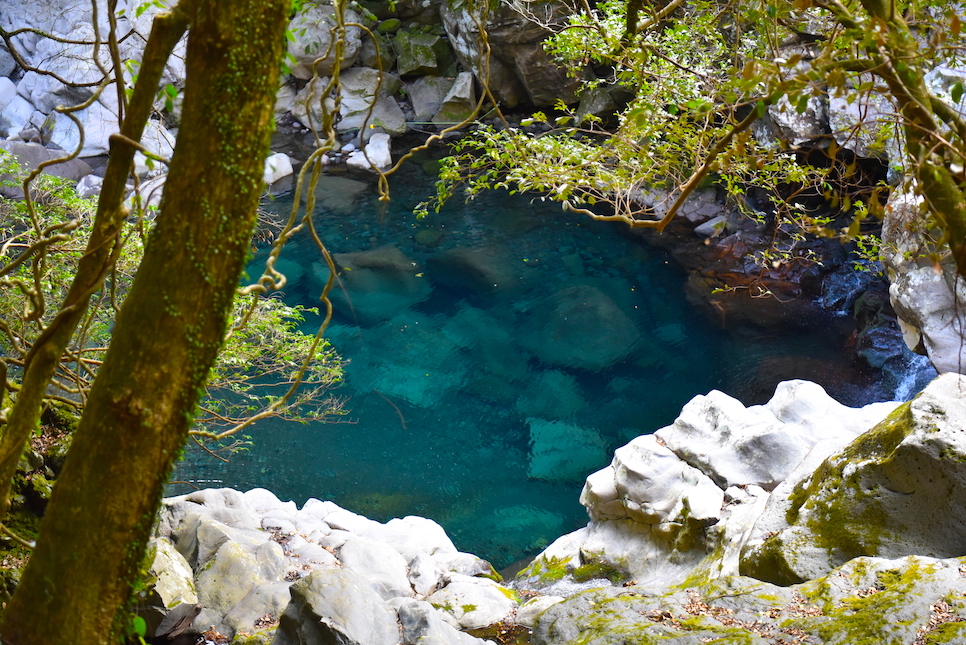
881 188 966 374
287 4 362 79
426 574 517 629
264 152 294 185
586 434 724 525
0 140 93 185
408 76 454 122
440 0 580 107
531 555 966 645
395 598 484 645
346 132 392 170
327 313 469 407
521 380 898 592
432 72 476 124
291 69 406 138
392 31 455 76
273 569 401 645
192 540 287 636
337 67 407 136
515 370 586 420
427 244 523 297
654 380 897 491
740 373 966 585
338 536 414 600
519 285 641 371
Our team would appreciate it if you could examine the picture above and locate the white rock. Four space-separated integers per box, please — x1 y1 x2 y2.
396 598 487 645
149 537 198 608
338 536 414 601
346 132 392 170
274 569 400 645
0 94 34 138
263 152 293 185
409 552 444 597
75 174 102 199
287 4 362 79
611 434 724 524
48 99 118 156
426 574 516 629
515 596 565 628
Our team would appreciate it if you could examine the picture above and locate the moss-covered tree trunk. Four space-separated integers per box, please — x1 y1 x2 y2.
0 0 288 641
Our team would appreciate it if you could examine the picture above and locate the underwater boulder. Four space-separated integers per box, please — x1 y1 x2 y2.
527 418 607 483
520 285 642 371
317 245 431 326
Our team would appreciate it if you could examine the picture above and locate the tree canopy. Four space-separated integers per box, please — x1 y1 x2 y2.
423 0 966 279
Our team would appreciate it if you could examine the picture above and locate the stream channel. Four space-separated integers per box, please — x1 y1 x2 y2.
171 156 934 568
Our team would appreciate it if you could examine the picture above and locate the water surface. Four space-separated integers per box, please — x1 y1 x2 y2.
173 159 903 567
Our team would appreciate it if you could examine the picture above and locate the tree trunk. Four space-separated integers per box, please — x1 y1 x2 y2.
0 4 192 522
0 0 288 641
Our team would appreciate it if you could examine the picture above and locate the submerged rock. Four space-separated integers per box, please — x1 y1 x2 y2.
520 285 642 371
527 418 607 483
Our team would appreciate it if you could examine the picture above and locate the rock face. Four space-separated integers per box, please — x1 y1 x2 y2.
740 373 966 584
149 488 511 644
514 375 966 644
881 188 966 375
439 0 581 107
518 380 898 589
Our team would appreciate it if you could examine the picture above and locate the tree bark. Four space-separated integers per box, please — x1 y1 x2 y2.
0 0 288 641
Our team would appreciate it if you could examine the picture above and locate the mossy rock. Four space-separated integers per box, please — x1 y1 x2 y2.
530 555 966 645
740 374 966 585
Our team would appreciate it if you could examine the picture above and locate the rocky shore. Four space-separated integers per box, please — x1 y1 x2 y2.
139 373 966 644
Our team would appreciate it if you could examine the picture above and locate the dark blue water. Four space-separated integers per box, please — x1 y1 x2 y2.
172 159 888 568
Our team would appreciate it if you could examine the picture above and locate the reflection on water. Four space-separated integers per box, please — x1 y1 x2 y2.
173 160 894 567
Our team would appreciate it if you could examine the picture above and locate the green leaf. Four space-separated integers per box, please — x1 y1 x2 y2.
953 82 964 104
132 616 147 638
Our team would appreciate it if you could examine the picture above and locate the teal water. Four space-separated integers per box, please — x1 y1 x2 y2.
172 159 886 568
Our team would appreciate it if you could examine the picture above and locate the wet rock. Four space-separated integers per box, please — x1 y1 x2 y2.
428 244 521 296
655 381 888 492
519 285 641 371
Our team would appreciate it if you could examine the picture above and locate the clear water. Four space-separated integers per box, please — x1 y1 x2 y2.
172 157 894 568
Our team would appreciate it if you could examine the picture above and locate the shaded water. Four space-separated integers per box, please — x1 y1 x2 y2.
173 159 899 567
